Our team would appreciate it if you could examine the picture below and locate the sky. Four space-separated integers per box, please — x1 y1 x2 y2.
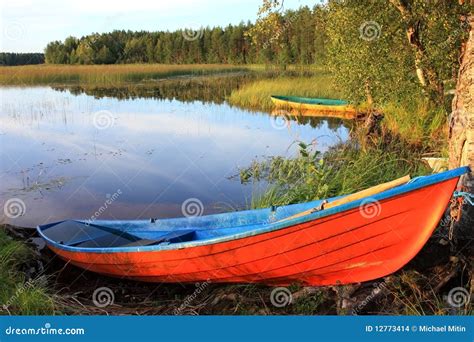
0 0 318 53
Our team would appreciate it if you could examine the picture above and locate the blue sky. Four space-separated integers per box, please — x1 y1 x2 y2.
1 0 319 53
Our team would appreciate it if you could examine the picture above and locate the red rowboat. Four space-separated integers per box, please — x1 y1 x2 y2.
37 167 470 286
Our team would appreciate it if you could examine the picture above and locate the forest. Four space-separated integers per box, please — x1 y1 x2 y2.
0 52 44 66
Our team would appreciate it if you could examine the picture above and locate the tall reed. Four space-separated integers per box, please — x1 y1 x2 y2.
0 64 246 85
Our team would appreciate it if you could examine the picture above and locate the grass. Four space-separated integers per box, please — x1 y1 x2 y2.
381 99 448 149
0 228 55 315
228 70 340 111
0 64 248 85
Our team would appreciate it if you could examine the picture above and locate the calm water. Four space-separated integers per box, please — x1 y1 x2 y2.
0 86 349 227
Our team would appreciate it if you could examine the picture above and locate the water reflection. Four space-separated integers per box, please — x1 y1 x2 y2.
53 72 254 105
0 85 349 227
52 75 349 131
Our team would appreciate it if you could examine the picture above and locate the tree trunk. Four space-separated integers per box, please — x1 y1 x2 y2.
449 14 473 236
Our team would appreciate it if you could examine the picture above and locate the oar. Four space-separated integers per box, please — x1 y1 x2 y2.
276 174 411 223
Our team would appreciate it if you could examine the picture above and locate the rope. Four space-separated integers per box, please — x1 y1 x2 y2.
453 191 474 206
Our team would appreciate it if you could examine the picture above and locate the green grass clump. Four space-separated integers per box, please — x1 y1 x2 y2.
0 228 55 315
381 98 447 149
228 71 341 111
241 140 431 209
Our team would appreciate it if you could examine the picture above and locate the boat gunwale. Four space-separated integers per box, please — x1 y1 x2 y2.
270 95 350 106
37 166 470 254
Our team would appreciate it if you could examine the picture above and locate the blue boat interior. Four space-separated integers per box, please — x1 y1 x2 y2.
37 199 325 249
37 166 470 252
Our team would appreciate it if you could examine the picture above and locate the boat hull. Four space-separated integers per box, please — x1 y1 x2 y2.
45 177 458 286
271 96 357 118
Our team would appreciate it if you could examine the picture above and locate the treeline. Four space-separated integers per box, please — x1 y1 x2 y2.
0 53 44 66
44 6 323 65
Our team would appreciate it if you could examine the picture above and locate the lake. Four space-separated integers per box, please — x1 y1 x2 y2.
0 85 349 227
